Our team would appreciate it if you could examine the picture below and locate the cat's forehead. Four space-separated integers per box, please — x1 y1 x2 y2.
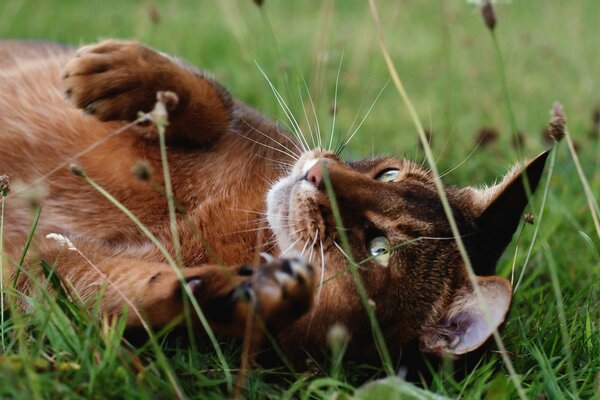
346 157 432 182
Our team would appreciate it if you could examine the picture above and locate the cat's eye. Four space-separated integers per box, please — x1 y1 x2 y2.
368 236 390 267
376 169 399 183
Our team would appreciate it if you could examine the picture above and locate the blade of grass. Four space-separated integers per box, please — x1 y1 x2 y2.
1 191 5 351
542 244 577 396
564 128 600 241
153 96 183 267
13 206 42 287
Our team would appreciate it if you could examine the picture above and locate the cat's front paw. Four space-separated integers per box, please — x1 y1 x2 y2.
251 256 315 327
62 40 180 122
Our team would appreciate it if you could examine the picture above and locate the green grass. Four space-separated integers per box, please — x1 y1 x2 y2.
2 0 600 398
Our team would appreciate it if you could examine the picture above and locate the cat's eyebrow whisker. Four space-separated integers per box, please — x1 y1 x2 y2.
300 75 322 150
297 77 318 150
335 80 387 157
435 141 482 182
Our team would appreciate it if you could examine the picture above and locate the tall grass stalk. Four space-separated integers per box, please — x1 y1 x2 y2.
490 30 520 151
154 97 183 266
564 129 600 240
367 1 527 398
78 170 233 392
12 206 42 287
0 190 6 351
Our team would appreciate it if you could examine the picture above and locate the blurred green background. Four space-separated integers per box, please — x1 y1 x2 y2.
2 1 599 398
3 0 599 178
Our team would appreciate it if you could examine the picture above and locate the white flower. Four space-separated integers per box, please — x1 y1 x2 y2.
46 233 77 251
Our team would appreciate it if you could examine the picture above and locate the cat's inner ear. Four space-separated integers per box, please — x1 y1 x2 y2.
466 150 549 275
419 276 512 356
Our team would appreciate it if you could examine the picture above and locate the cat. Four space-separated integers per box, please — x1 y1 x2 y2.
0 39 547 364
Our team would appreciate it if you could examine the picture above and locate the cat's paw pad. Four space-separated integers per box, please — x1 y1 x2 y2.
62 40 170 122
250 256 314 327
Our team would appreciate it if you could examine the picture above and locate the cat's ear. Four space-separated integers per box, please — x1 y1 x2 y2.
419 276 512 356
466 150 549 275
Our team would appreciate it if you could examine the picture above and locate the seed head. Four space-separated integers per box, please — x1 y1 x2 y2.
147 5 161 25
151 91 179 127
157 91 179 111
69 163 84 177
253 0 264 7
548 101 566 143
46 233 77 251
476 127 499 147
523 213 535 225
0 175 10 196
327 323 350 353
131 160 153 181
480 1 497 31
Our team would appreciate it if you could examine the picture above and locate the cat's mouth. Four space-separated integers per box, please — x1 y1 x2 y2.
266 149 331 256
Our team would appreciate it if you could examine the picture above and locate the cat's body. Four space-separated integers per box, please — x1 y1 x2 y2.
0 40 547 363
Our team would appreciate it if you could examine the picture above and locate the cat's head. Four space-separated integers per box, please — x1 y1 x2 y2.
267 149 548 358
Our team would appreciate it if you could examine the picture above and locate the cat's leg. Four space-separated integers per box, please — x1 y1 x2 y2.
18 245 314 337
62 40 232 145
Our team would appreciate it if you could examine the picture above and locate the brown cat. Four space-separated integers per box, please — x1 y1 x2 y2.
0 39 547 363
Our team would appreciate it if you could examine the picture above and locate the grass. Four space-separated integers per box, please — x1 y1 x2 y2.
2 0 600 398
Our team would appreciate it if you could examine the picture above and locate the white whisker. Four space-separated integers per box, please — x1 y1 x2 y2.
231 126 301 162
337 81 388 156
240 118 303 160
255 62 311 152
301 75 323 150
328 51 344 152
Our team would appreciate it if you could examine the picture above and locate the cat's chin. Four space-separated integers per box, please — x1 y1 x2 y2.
266 149 325 255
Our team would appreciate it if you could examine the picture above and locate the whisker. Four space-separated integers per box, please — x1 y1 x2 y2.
328 51 344 152
301 75 323 150
280 235 304 256
336 81 388 157
306 229 319 264
240 118 304 160
436 140 483 181
297 77 318 149
231 128 301 162
255 62 311 152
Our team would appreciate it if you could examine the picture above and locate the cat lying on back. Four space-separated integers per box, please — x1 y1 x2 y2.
0 39 547 364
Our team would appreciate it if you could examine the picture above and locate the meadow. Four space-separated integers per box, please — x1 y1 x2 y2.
1 0 599 398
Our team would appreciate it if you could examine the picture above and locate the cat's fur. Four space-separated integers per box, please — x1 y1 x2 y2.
0 40 547 363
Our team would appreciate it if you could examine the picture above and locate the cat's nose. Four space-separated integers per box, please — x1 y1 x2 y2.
305 161 324 189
